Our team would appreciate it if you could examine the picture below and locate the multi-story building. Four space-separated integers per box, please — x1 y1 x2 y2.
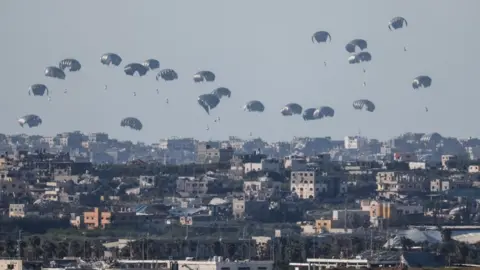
344 136 367 150
176 176 214 196
430 179 450 192
284 155 307 171
83 207 111 230
244 158 282 174
290 171 328 199
243 176 282 200
376 171 428 198
0 173 28 197
9 204 26 218
158 137 195 151
196 142 234 164
88 132 109 143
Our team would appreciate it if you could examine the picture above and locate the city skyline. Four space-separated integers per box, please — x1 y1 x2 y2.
2 0 479 143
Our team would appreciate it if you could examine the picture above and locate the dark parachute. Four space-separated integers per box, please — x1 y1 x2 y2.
281 103 303 116
314 106 335 118
194 71 215 83
348 52 372 64
302 108 318 121
389 17 408 30
345 39 368 53
124 63 148 77
18 114 42 128
212 87 231 99
59 59 81 71
244 100 265 113
312 31 331 43
412 76 432 89
198 94 220 114
45 66 66 80
353 99 375 112
120 117 143 130
143 59 160 70
156 69 178 81
29 84 48 96
101 53 122 66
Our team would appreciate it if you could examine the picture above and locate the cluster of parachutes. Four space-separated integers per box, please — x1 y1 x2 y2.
20 15 435 134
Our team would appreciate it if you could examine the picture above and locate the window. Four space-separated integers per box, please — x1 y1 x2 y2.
258 267 267 270
238 267 250 270
221 268 230 270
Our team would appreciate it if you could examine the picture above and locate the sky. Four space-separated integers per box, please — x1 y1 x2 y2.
1 0 479 143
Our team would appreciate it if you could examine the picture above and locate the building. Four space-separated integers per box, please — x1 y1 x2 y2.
158 137 195 151
344 136 367 150
88 132 109 143
243 176 282 200
290 170 347 199
284 155 307 171
244 158 281 174
83 207 111 230
290 170 327 199
9 204 26 218
376 171 428 198
117 258 273 270
0 173 28 197
232 197 269 219
176 176 215 196
430 179 450 192
196 142 234 164
0 260 23 270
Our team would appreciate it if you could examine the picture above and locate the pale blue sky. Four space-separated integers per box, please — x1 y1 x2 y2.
1 0 479 143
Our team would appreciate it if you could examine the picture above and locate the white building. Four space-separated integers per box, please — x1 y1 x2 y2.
244 158 281 174
344 136 367 150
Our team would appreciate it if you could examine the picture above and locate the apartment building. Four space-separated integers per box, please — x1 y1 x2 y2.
83 207 111 230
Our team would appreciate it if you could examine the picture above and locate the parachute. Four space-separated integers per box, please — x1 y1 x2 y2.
45 66 66 80
345 39 368 53
120 117 143 130
29 84 48 96
194 71 215 83
281 103 303 116
312 31 331 43
212 87 231 99
389 17 408 30
18 114 42 128
101 53 122 66
244 100 265 113
314 106 335 118
198 94 220 114
156 69 178 81
143 59 160 70
302 108 318 121
59 59 81 72
348 52 372 64
353 99 375 112
124 63 148 77
412 76 432 89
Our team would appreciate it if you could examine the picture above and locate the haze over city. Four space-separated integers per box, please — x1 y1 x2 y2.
1 0 479 143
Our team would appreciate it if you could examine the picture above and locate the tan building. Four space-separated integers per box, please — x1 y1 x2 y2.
83 207 111 230
290 171 328 199
9 204 26 218
0 260 23 270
